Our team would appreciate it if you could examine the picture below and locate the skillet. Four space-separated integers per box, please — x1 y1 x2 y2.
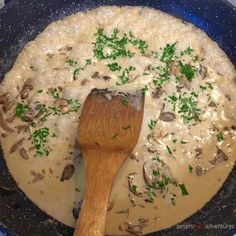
0 0 235 235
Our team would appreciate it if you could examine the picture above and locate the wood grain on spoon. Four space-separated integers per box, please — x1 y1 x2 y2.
74 89 144 236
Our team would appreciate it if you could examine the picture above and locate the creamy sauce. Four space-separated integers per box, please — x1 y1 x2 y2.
0 6 235 236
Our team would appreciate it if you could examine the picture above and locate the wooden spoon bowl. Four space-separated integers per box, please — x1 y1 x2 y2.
74 89 144 236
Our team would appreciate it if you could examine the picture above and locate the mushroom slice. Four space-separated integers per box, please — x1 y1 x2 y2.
123 221 144 236
195 165 203 176
60 164 75 181
0 92 10 104
3 100 15 112
19 147 29 160
54 98 70 113
195 147 203 158
20 79 33 99
30 170 44 183
159 112 176 122
9 138 25 153
210 147 228 165
143 158 175 190
199 64 207 79
0 112 14 132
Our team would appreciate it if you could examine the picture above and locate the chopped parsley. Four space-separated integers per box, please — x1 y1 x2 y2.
153 170 160 176
168 92 201 124
122 98 129 106
166 145 173 155
180 46 193 56
206 82 214 90
140 85 148 94
131 184 137 193
93 28 133 60
179 183 189 196
37 89 43 93
31 127 50 157
160 43 176 64
148 187 156 201
179 61 196 81
180 140 188 144
15 102 28 119
66 59 77 66
49 88 61 99
152 156 161 162
117 66 135 85
172 139 177 143
67 99 81 112
107 62 121 71
154 175 170 191
148 119 157 130
216 132 224 142
199 85 207 91
189 165 193 173
128 31 148 54
93 28 148 60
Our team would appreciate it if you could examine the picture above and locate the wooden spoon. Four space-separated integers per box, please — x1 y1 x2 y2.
74 89 144 236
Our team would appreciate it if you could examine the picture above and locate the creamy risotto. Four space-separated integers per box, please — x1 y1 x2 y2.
0 6 235 236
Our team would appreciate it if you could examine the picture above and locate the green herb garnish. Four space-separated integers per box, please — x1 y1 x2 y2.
180 140 188 144
179 61 196 81
179 183 189 196
107 62 121 71
160 43 176 64
148 119 157 130
131 184 137 193
122 98 129 106
31 127 50 157
140 85 148 94
181 46 193 56
66 59 77 66
189 165 193 173
166 146 173 155
206 82 214 90
216 132 224 142
16 102 28 119
117 66 135 85
153 170 160 176
49 88 60 99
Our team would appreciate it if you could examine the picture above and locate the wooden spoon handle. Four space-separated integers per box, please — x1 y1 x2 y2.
74 150 127 236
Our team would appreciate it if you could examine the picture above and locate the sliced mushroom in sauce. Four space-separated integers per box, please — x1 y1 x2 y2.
195 166 203 176
210 147 228 165
19 147 29 160
30 171 44 183
20 79 33 99
143 158 175 190
0 112 14 132
9 138 25 153
60 164 75 181
159 112 176 122
195 147 203 158
54 98 70 113
0 92 10 104
199 64 207 79
2 100 15 112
